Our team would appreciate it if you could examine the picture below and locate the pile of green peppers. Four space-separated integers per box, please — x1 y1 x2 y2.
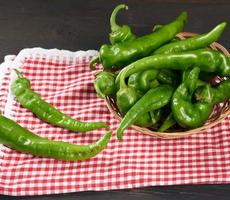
92 4 230 141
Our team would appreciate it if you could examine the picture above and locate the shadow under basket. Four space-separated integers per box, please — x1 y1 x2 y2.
105 32 230 139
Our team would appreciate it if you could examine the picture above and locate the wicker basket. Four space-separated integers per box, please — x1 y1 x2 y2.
105 32 230 139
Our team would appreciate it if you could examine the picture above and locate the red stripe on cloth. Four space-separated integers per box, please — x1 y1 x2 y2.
0 51 229 196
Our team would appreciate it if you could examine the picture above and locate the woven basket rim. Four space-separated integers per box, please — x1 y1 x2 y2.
104 31 230 139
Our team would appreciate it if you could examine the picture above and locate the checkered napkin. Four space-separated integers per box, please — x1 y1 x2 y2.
0 48 229 196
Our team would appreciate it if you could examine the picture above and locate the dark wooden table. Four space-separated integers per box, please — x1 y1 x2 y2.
0 0 229 199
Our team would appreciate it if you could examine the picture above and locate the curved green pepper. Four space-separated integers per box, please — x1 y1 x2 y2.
12 70 108 132
116 85 174 141
153 22 227 55
90 11 187 69
171 67 213 128
128 69 159 92
109 4 136 45
0 115 112 161
116 49 230 88
94 71 116 98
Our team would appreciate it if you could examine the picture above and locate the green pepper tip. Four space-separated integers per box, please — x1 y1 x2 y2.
14 68 23 78
220 21 227 28
178 11 188 23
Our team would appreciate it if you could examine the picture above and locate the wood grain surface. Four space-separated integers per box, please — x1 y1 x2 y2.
0 0 229 199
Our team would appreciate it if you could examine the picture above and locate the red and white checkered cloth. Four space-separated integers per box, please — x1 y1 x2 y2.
0 48 229 196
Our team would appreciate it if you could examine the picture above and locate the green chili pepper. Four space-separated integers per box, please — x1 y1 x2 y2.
116 49 230 88
116 86 139 115
171 67 213 128
134 112 152 127
128 69 159 92
158 112 176 132
94 71 116 98
116 85 174 141
158 69 207 132
157 69 180 86
90 11 187 69
195 79 230 105
134 109 162 127
116 86 154 127
109 4 136 45
150 109 162 125
153 22 227 55
0 115 111 161
12 70 108 132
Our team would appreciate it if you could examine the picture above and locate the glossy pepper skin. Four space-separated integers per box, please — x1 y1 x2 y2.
12 70 108 132
94 71 116 98
116 85 174 141
150 109 162 125
109 4 136 45
171 67 213 128
153 22 227 55
91 11 187 69
195 79 230 105
116 86 139 115
210 79 230 104
157 69 180 86
116 87 154 127
134 112 152 127
158 112 176 132
0 115 112 161
128 69 159 93
116 49 230 88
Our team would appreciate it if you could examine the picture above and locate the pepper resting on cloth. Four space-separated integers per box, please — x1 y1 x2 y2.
12 70 108 132
0 115 112 161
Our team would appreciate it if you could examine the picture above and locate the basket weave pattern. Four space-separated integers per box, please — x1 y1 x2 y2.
105 32 230 139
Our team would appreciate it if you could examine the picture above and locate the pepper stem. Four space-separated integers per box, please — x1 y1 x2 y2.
110 4 128 31
89 56 100 70
14 69 24 78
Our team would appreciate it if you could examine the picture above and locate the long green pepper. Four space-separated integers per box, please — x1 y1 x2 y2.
12 70 108 132
171 67 213 128
0 115 112 160
116 85 174 141
116 49 230 88
153 22 227 55
90 11 187 69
